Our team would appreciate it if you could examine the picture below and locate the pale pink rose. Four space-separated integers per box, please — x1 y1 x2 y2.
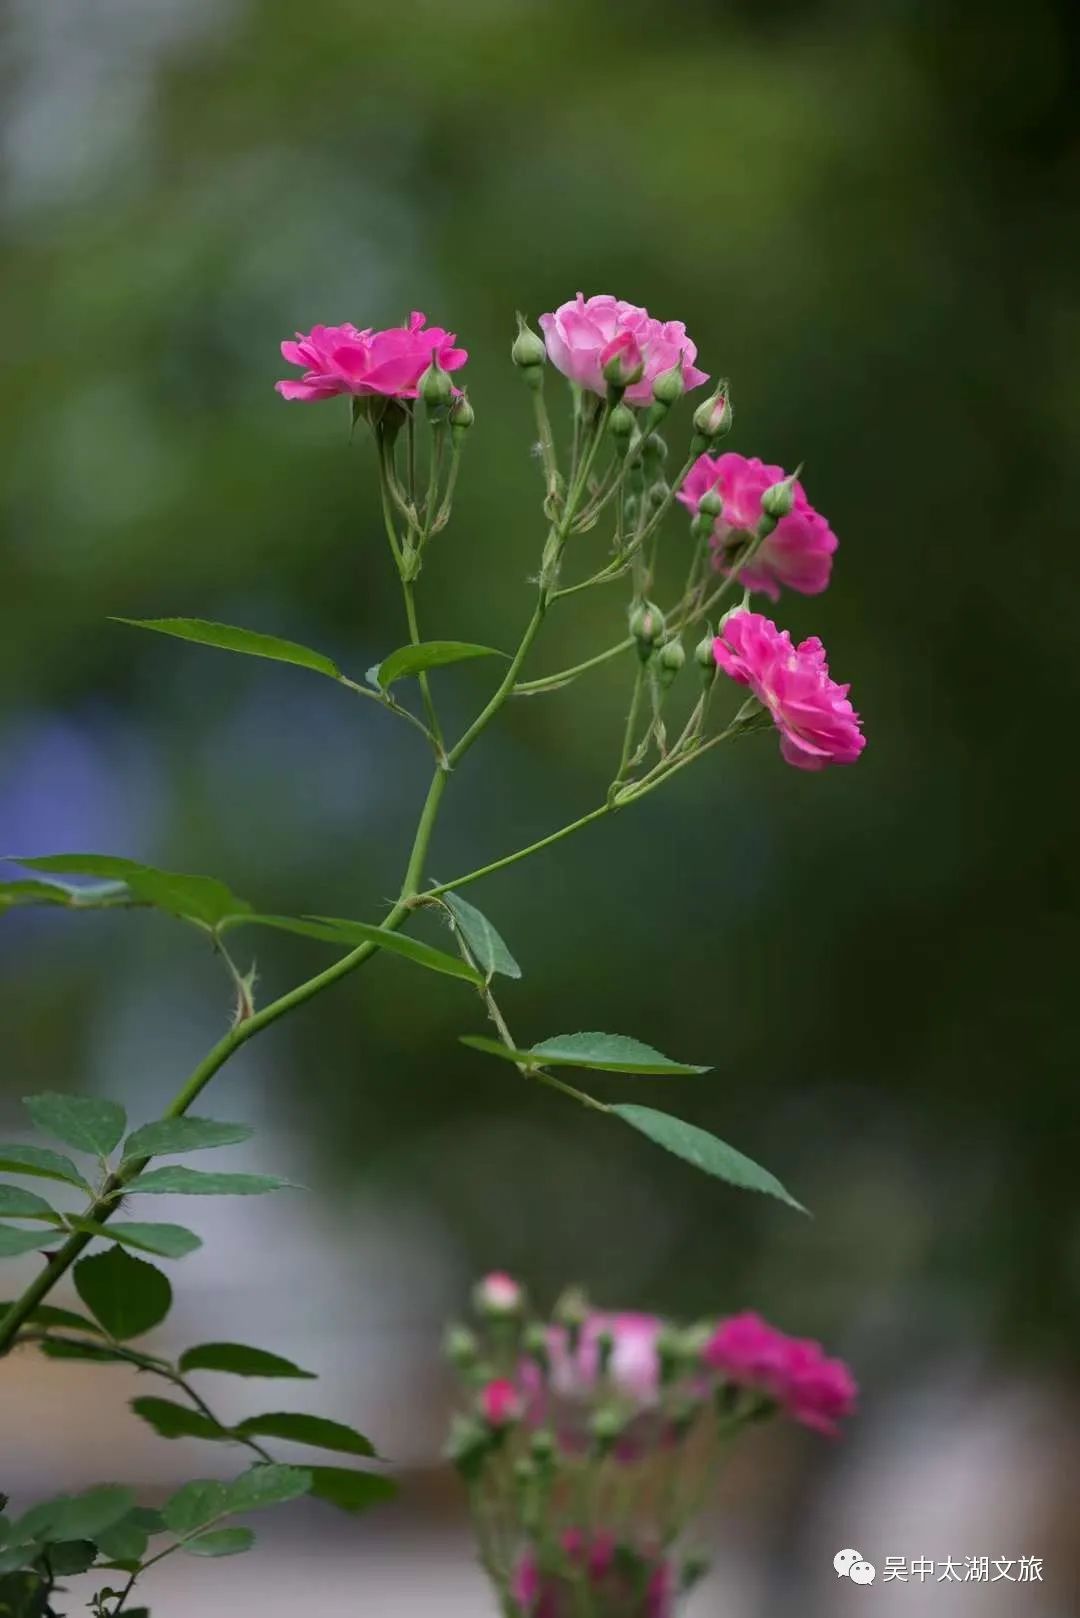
539 293 708 404
703 1310 857 1437
276 311 467 402
474 1271 525 1315
712 611 865 771
678 453 837 599
479 1377 524 1428
547 1311 664 1406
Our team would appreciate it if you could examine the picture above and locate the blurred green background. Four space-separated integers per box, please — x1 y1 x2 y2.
2 0 1077 1612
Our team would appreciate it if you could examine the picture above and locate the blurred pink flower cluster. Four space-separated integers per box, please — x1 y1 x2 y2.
450 1278 856 1618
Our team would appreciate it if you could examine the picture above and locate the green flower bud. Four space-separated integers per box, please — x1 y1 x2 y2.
642 431 669 471
449 391 475 442
629 601 665 658
443 1323 480 1370
657 638 686 687
649 478 671 510
530 1428 556 1466
608 402 635 441
419 353 453 412
651 360 685 408
698 486 723 519
695 634 717 676
760 469 799 521
691 510 715 542
693 384 733 441
511 313 547 373
590 1405 624 1452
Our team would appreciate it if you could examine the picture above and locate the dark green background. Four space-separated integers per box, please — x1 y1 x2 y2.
2 0 1076 1565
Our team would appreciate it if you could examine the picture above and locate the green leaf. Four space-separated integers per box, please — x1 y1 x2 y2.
460 1032 709 1075
223 1464 312 1514
0 1226 58 1259
93 1509 162 1565
74 1248 173 1339
22 1093 126 1157
178 1343 315 1380
371 641 503 689
162 1481 227 1538
13 856 250 929
611 1105 806 1212
0 880 84 910
440 893 521 980
125 1168 295 1197
232 915 484 986
67 1220 203 1259
234 1413 375 1457
0 1302 104 1335
113 617 341 680
0 1146 90 1190
39 1339 132 1364
130 1398 229 1442
0 1189 60 1223
0 1571 47 1614
121 1117 253 1163
308 1467 398 1514
42 1541 96 1576
182 1527 255 1558
15 1486 134 1546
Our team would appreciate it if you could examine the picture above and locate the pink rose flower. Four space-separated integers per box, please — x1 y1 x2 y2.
547 1311 664 1406
677 453 838 599
703 1310 857 1437
480 1377 524 1428
474 1271 525 1316
539 293 708 405
275 311 467 402
712 610 865 771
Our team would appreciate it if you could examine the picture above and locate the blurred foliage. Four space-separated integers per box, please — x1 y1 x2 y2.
2 0 1077 1416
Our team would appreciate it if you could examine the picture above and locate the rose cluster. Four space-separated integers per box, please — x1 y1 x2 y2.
447 1277 856 1618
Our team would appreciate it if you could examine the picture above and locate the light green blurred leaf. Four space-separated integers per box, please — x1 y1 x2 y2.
611 1105 806 1212
120 1117 254 1163
22 1093 126 1157
460 1032 709 1075
67 1219 202 1259
112 617 341 680
233 914 484 986
0 1301 104 1335
13 855 250 928
125 1168 295 1196
440 892 521 980
182 1527 255 1558
14 1486 134 1546
162 1481 228 1538
0 1226 59 1259
371 641 503 689
0 1188 62 1223
223 1464 312 1514
0 1146 90 1190
308 1467 398 1514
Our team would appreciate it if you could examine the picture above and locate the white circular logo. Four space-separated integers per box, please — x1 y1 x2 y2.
850 1561 877 1585
834 1549 863 1577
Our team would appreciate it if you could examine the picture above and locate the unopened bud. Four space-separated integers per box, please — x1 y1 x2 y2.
629 601 665 659
511 313 547 377
554 1285 589 1353
419 353 453 412
601 332 645 392
693 384 733 441
760 469 799 522
608 402 635 441
473 1271 525 1318
530 1429 556 1465
698 487 723 520
478 1377 524 1429
445 1413 492 1481
651 360 685 408
649 479 671 510
642 432 668 472
657 638 685 688
695 634 717 679
691 510 715 542
444 1323 479 1370
590 1405 624 1452
449 391 475 442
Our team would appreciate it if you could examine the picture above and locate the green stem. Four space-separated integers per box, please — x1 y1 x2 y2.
531 387 561 505
402 576 445 754
611 664 646 789
513 635 634 696
422 801 613 899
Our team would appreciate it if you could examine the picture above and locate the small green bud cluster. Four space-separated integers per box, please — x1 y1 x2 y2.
511 313 546 391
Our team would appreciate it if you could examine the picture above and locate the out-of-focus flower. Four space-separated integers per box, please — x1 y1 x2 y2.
474 1270 526 1317
539 294 708 405
511 1536 674 1618
678 453 837 598
712 610 866 770
703 1310 857 1436
479 1377 524 1428
546 1311 664 1406
276 312 467 402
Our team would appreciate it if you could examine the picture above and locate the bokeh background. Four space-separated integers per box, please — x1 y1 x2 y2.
2 0 1077 1613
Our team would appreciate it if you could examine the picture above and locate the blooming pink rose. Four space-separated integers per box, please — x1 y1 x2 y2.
479 1377 524 1428
539 294 708 404
547 1311 664 1406
703 1310 857 1437
677 453 837 599
712 611 865 771
275 311 467 402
